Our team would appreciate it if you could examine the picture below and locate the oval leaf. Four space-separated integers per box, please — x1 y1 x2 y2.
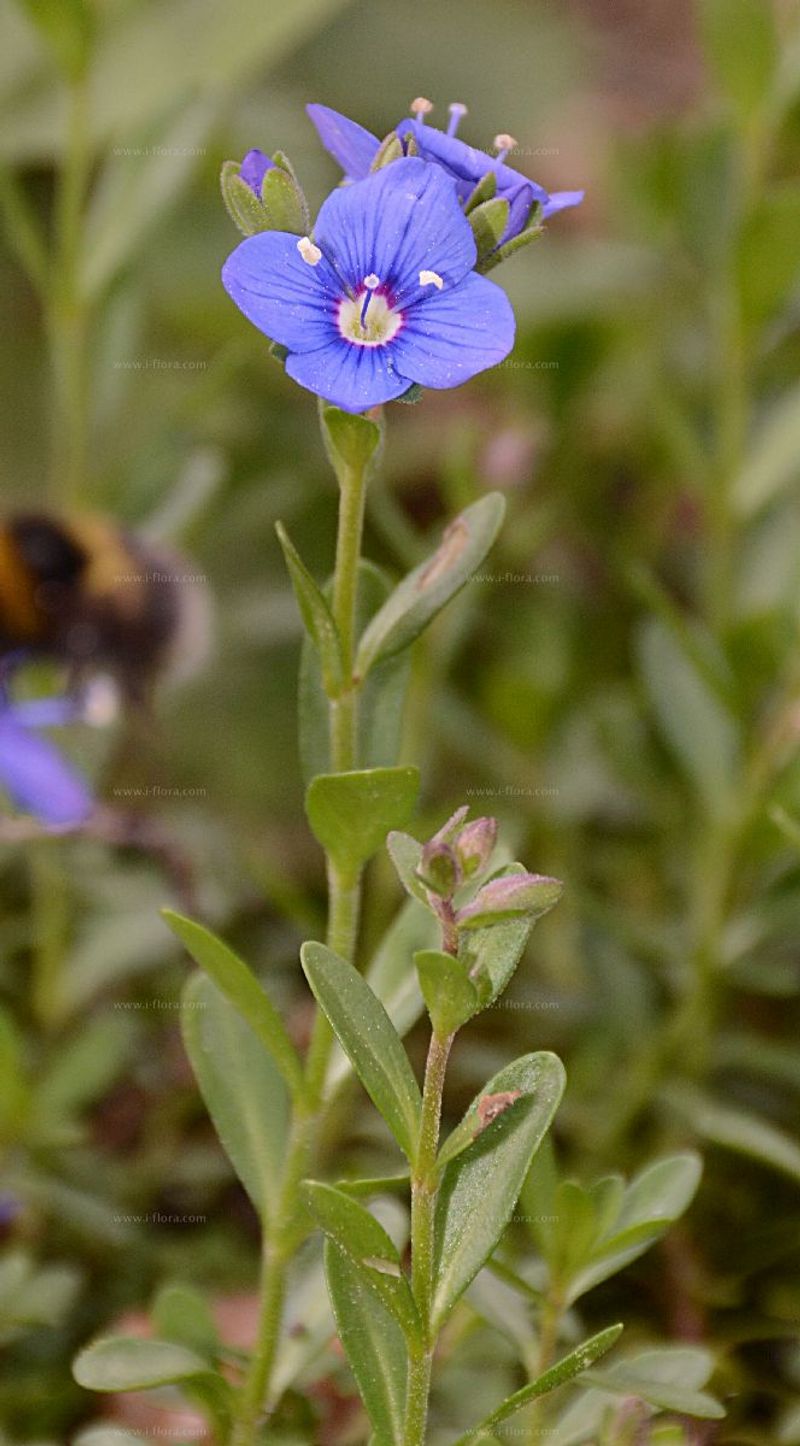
73 1336 208 1391
181 972 289 1221
432 1052 565 1328
306 767 419 878
304 1182 420 1341
325 1241 407 1445
355 493 506 675
301 941 422 1161
163 910 304 1100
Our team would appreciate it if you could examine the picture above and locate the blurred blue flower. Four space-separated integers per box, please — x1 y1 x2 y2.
239 148 273 196
222 157 515 413
0 688 92 830
307 101 584 248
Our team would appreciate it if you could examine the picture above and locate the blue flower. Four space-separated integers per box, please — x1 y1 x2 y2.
0 688 92 830
307 101 584 248
222 157 515 414
239 148 274 196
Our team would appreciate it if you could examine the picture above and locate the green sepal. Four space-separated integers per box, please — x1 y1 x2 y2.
386 831 430 906
305 766 419 877
259 160 309 234
465 170 498 213
396 382 423 404
303 1181 422 1344
275 521 343 694
469 198 510 260
415 949 479 1036
319 402 383 488
477 212 544 273
370 132 405 171
220 160 270 236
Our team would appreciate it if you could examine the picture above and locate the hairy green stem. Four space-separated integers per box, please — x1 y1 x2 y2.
231 421 371 1444
405 1030 453 1446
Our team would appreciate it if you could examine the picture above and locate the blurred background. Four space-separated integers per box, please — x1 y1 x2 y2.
1 0 800 1440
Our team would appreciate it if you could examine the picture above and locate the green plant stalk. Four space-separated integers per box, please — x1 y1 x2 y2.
405 1029 453 1446
49 68 92 505
230 420 371 1444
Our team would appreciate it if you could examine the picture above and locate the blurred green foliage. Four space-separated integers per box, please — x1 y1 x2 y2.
1 0 800 1440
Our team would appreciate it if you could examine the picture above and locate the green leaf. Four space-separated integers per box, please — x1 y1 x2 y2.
319 403 383 486
733 382 800 517
415 949 479 1035
355 494 506 675
638 617 740 816
432 1051 565 1326
585 1346 725 1419
304 1182 420 1341
469 198 510 259
301 941 422 1161
452 1324 624 1442
566 1153 702 1303
180 972 289 1221
163 910 304 1100
0 1007 29 1141
699 0 777 119
325 1242 407 1445
305 766 419 878
151 1282 219 1359
72 1336 210 1390
276 521 343 693
666 1085 800 1184
33 1013 136 1127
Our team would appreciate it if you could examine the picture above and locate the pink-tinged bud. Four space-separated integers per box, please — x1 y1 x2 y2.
416 841 461 898
454 815 498 878
428 804 470 849
455 872 563 930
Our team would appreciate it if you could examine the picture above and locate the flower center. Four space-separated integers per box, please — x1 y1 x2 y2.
338 276 403 347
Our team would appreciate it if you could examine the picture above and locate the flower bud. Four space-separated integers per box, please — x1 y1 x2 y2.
455 872 563 930
416 840 460 898
454 815 497 878
220 150 309 237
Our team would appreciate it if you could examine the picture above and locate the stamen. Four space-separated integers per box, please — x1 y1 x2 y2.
297 236 322 266
419 270 444 290
410 96 434 122
447 102 468 137
493 133 517 164
360 273 380 327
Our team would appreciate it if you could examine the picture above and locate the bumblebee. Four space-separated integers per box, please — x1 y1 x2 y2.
0 513 210 703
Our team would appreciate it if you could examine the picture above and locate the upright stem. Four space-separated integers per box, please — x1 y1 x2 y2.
231 421 372 1445
405 1030 453 1446
49 68 92 505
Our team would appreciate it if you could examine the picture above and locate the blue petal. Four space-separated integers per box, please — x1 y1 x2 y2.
239 148 273 196
390 271 515 390
396 118 549 208
502 181 538 244
222 232 340 352
286 339 411 413
0 714 92 829
306 104 379 180
315 157 476 304
541 189 584 218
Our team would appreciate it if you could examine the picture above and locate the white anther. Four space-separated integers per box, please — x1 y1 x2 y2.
410 97 434 117
449 102 468 119
494 133 518 155
297 236 322 265
419 270 444 290
82 676 120 727
363 273 380 289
